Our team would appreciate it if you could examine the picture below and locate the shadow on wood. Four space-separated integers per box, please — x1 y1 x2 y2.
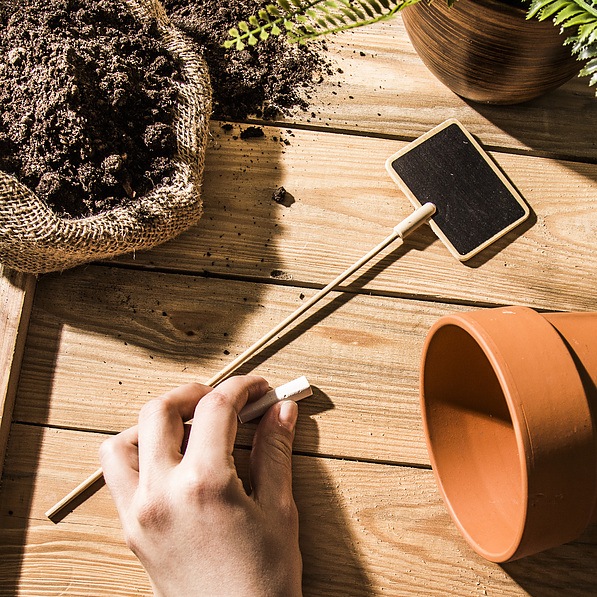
502 523 597 596
235 385 373 595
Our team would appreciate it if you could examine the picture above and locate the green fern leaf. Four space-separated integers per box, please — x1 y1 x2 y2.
369 0 385 13
586 23 597 41
563 13 595 26
225 0 423 49
528 0 568 20
357 1 375 18
530 0 597 95
580 55 597 71
553 4 583 23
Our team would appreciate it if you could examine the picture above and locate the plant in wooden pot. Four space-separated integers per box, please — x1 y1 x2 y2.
225 0 597 104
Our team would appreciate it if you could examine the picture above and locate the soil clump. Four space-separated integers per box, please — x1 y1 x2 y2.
163 0 331 119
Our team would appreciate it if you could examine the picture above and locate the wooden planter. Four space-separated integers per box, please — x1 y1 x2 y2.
402 0 581 104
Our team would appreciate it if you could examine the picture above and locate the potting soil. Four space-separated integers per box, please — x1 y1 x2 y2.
0 0 182 219
0 0 329 219
162 0 331 120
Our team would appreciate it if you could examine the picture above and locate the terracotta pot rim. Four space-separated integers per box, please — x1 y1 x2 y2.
421 306 597 561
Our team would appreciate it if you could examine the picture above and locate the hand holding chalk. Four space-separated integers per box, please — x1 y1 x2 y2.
99 375 303 596
45 377 312 519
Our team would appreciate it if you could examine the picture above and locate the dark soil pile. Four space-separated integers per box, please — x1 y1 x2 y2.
163 0 331 119
0 0 329 218
0 0 180 218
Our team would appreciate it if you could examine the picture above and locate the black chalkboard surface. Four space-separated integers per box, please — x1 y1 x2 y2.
386 119 530 261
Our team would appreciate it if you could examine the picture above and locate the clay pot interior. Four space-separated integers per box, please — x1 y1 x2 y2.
422 324 524 559
402 0 581 104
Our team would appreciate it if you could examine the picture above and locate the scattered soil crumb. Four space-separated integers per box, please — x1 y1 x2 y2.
272 186 295 207
270 269 293 280
240 126 265 140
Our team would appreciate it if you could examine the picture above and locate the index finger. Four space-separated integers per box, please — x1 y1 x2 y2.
99 424 140 512
137 382 214 477
183 375 269 468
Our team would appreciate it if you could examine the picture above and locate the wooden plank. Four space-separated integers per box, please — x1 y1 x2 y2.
3 424 596 596
13 266 469 466
114 123 597 313
0 266 36 481
281 18 597 161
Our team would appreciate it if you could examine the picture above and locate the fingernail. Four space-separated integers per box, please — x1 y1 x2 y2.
278 399 298 431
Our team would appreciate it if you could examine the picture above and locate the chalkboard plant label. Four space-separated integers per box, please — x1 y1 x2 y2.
385 119 530 261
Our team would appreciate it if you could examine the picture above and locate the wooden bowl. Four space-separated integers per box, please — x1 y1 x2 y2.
402 0 581 104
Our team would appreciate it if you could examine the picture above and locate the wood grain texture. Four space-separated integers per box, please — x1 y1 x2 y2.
277 18 597 160
0 266 36 481
114 123 597 312
2 424 596 596
14 266 470 466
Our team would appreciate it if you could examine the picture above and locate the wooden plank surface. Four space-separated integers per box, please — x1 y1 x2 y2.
276 19 597 161
2 424 596 596
2 12 597 597
0 266 35 481
113 122 597 312
13 265 470 466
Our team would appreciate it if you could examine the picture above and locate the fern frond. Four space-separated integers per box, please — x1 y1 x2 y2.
527 0 597 94
224 0 423 49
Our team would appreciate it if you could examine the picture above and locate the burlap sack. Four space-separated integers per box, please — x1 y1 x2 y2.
0 0 212 274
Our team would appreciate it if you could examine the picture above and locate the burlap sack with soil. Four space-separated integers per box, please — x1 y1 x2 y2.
0 0 212 274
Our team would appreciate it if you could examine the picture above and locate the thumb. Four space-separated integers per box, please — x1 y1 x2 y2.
250 400 298 509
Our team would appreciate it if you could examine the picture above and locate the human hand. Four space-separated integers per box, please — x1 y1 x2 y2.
99 375 303 597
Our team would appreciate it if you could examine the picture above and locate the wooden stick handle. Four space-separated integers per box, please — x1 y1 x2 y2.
204 202 435 387
45 466 104 519
45 204 435 520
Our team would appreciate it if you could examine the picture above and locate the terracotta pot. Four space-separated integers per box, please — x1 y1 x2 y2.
402 0 581 104
420 306 597 562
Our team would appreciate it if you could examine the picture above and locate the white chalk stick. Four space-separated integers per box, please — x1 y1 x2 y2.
238 376 312 423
